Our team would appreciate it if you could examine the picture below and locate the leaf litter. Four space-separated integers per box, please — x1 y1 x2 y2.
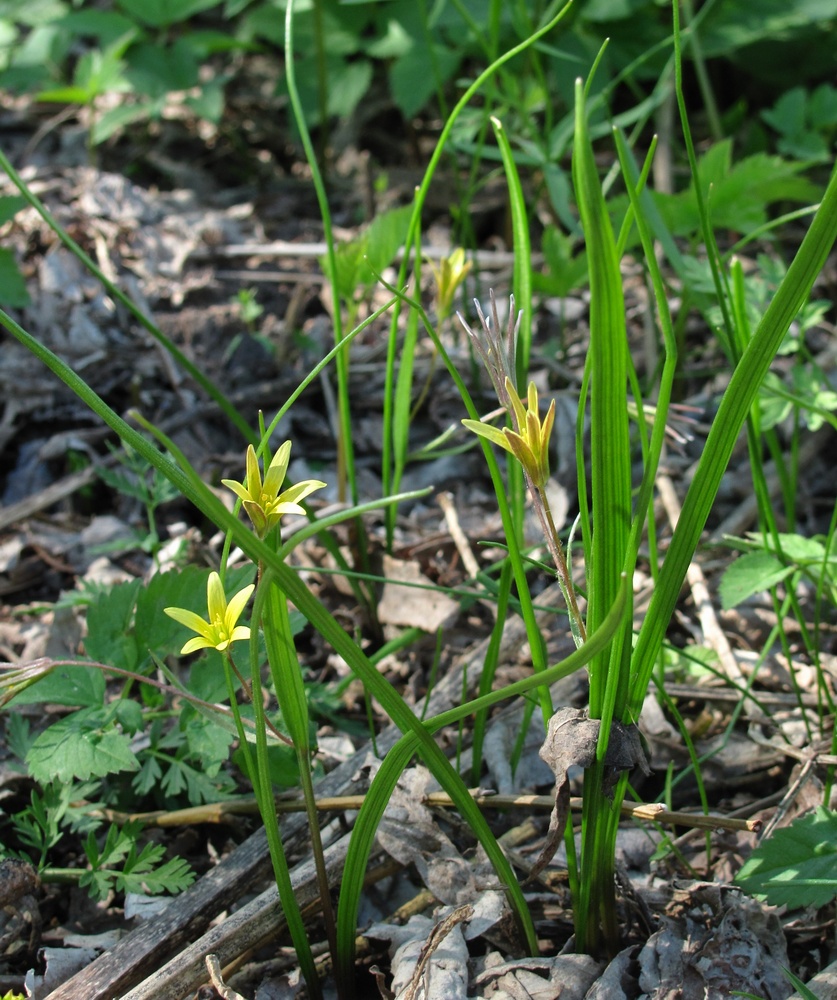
0 102 836 1000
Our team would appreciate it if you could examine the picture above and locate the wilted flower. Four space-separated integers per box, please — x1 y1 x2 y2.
222 441 326 539
458 290 520 411
164 572 254 654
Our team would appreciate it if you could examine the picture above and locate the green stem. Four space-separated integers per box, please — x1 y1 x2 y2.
260 569 338 979
250 575 323 1000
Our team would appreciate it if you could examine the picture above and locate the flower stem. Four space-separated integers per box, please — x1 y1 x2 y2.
534 481 587 645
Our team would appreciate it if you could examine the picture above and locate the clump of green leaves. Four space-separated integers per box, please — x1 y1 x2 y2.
762 85 837 162
0 566 307 901
737 808 837 909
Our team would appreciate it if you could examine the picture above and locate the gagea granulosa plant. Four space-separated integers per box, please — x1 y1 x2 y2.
166 440 330 999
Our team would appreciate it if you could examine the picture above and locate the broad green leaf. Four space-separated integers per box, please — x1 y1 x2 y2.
759 532 826 564
325 58 372 118
125 37 199 96
182 709 233 774
736 807 837 908
0 195 25 225
762 87 808 137
363 204 412 277
655 143 819 236
91 100 157 145
56 9 137 44
85 577 142 672
809 84 837 127
116 0 223 29
700 0 837 56
27 709 139 783
719 551 793 610
390 41 459 119
758 372 793 430
233 741 300 787
0 248 29 307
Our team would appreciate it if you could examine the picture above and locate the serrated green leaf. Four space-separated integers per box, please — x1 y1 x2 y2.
114 699 144 735
78 867 113 902
27 709 140 783
755 532 827 564
182 710 233 774
117 852 195 895
132 754 162 797
719 551 794 610
736 807 837 909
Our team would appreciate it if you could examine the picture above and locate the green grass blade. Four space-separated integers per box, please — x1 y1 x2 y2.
249 579 322 999
336 573 630 985
612 129 678 581
629 160 837 718
0 303 540 979
572 78 633 728
572 74 636 958
381 2 574 547
285 0 356 504
491 115 532 385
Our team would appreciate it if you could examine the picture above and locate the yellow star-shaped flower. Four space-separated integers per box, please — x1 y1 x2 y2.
222 441 326 539
462 377 555 488
164 571 254 654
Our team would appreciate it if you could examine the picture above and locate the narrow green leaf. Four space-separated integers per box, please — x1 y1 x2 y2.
630 158 837 718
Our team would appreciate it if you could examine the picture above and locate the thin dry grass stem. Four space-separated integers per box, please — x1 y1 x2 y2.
98 791 760 834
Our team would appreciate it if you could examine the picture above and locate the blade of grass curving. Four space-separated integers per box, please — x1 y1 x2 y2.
285 0 356 506
381 2 574 548
261 573 338 968
572 80 633 731
375 279 554 723
613 129 678 579
0 149 255 446
490 115 534 608
471 560 513 785
0 307 541 987
490 116 532 384
249 578 322 999
670 0 736 360
260 296 397 446
336 573 630 986
629 160 837 720
389 228 422 534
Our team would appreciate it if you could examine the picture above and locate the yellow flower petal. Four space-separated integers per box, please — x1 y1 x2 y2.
221 479 251 503
181 635 214 655
225 583 256 629
263 441 291 497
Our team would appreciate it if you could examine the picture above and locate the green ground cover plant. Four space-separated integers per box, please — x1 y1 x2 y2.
1 0 836 995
